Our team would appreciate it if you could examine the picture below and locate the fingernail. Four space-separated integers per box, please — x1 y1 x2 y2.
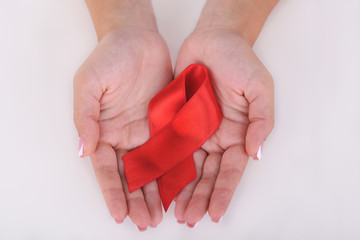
177 220 185 224
256 142 263 160
211 217 221 223
187 222 197 228
114 218 123 224
78 138 84 158
137 226 147 232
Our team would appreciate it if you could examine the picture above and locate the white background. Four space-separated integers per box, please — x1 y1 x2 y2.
0 0 359 239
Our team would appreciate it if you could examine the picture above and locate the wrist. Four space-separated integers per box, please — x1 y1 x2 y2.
86 0 158 41
194 0 278 46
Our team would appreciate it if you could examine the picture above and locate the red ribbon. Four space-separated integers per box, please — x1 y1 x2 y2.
123 64 222 211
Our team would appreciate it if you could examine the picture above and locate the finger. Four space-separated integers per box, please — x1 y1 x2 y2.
174 149 206 224
117 150 151 231
174 45 200 78
142 180 163 227
244 70 274 160
183 153 221 226
74 68 103 157
90 143 128 223
208 145 248 222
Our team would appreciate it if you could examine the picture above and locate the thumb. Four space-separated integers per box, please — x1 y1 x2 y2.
73 70 102 157
244 75 274 160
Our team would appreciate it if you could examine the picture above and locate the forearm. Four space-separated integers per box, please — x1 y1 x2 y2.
85 0 158 40
196 0 279 46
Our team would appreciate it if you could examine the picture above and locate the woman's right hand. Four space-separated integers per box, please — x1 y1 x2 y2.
73 25 172 230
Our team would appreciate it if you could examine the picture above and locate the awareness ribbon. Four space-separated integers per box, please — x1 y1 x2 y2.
123 64 222 211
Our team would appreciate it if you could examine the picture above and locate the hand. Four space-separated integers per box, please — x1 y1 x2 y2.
173 28 274 226
73 27 172 230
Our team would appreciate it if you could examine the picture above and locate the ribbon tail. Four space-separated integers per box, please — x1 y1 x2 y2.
157 156 197 211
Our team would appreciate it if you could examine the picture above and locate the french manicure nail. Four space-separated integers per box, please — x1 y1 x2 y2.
256 142 263 160
78 138 84 158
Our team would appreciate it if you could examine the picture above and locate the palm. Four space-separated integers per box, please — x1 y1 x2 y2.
174 29 273 225
75 28 172 229
86 29 172 150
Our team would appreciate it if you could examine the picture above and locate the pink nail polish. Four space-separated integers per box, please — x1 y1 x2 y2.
177 220 185 224
211 217 221 223
114 218 123 224
187 222 197 228
137 226 147 232
78 138 84 158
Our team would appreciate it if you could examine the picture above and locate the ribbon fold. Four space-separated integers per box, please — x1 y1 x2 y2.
123 64 222 211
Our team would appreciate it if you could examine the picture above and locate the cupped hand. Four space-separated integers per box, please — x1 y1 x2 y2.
174 29 274 226
73 27 172 230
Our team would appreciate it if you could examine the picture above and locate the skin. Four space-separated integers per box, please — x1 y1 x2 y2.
74 0 171 231
73 0 277 231
173 0 277 227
